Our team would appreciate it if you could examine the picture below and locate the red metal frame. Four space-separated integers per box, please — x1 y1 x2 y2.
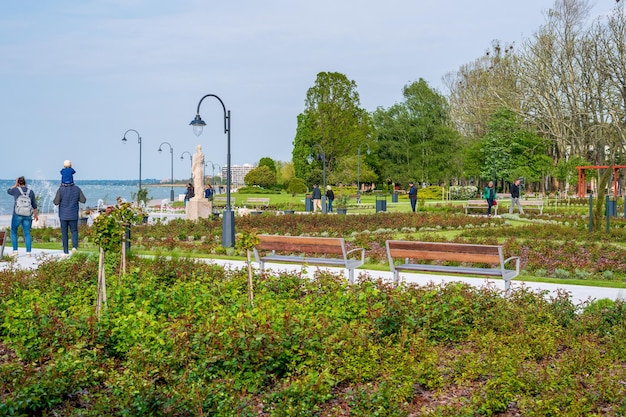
576 165 626 198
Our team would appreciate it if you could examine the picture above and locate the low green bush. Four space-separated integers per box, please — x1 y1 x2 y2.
1 258 626 415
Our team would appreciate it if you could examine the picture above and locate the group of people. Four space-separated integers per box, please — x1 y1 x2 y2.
483 178 524 216
310 184 336 212
7 160 86 257
184 183 215 206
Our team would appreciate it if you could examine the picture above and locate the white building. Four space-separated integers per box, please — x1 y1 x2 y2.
220 164 254 186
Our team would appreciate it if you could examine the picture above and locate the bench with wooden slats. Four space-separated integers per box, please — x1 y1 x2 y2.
385 240 519 290
212 196 235 209
464 199 497 215
244 197 270 209
519 200 544 214
253 235 365 283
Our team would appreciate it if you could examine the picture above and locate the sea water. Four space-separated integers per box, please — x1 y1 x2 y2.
0 179 189 215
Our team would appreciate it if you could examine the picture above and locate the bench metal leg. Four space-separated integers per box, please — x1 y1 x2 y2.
348 269 354 284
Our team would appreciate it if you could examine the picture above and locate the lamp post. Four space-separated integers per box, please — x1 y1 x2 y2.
205 160 217 187
311 143 327 213
122 129 142 190
213 163 222 192
357 142 371 198
180 151 192 181
158 141 175 202
190 94 234 247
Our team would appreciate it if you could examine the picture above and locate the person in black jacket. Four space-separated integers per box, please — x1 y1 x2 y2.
311 184 322 212
325 185 335 212
509 178 524 214
53 183 86 256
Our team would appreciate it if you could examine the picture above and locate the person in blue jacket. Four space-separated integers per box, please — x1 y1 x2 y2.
53 183 86 256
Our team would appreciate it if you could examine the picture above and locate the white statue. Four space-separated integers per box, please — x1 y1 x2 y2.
191 144 204 200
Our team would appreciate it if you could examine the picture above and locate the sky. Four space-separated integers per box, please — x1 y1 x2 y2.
0 0 612 181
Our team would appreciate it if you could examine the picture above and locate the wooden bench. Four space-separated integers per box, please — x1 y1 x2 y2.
213 196 235 209
0 229 7 258
244 197 270 209
385 240 520 290
519 199 544 214
464 199 498 215
253 235 365 284
346 195 374 209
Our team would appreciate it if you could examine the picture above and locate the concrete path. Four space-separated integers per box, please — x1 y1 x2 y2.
2 248 624 305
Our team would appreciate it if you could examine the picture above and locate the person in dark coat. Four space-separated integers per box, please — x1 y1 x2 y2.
408 181 418 212
53 184 86 256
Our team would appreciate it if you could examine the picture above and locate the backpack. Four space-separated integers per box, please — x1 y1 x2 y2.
15 187 33 217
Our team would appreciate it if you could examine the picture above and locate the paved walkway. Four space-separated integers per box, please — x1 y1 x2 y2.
3 249 624 304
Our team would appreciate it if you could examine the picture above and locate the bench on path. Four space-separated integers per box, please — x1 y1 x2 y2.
244 197 270 210
346 195 374 209
212 196 235 209
0 230 6 258
464 199 498 215
385 240 520 290
253 235 365 284
519 199 544 214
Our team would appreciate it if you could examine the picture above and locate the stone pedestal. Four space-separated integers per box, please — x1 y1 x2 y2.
186 199 212 221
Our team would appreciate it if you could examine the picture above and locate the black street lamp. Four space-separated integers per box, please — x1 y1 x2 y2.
205 160 217 187
180 151 192 181
158 141 175 202
190 94 234 247
357 142 371 198
122 129 142 190
311 143 327 213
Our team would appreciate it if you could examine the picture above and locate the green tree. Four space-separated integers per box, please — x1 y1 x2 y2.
293 72 372 181
478 108 550 191
373 79 461 186
258 157 276 175
244 166 276 188
286 177 307 196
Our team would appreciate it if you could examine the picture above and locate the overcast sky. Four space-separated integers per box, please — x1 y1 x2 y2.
0 0 611 181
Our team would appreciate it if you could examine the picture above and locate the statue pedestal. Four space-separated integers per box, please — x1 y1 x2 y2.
186 199 212 221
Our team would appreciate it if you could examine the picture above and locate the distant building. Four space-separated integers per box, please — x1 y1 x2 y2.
221 164 254 186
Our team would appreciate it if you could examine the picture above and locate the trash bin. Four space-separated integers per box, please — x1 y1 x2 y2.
392 192 398 203
305 195 313 212
606 199 617 216
376 195 387 213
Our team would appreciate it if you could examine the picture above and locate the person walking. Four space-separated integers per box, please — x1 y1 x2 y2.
483 181 497 216
311 184 322 212
408 181 418 212
6 176 39 257
509 178 524 214
53 183 86 256
325 185 335 212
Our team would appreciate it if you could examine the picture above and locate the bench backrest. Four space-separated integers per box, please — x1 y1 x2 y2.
258 235 346 256
247 198 269 203
213 196 234 203
466 200 487 205
386 240 502 264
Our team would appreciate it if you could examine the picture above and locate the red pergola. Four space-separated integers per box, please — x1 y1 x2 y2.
576 165 626 198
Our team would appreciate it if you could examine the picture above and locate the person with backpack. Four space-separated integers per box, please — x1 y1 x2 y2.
6 176 39 257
